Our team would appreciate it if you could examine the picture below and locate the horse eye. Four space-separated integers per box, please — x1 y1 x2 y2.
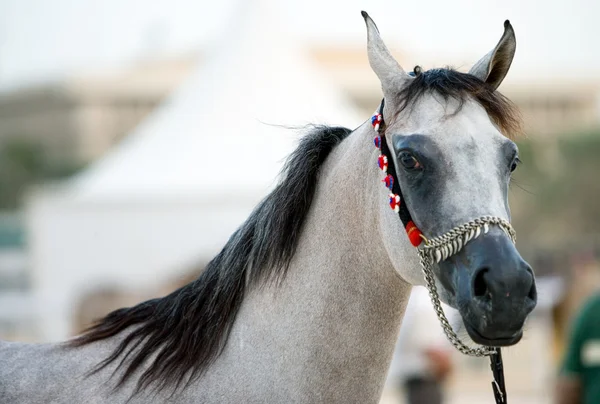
399 151 421 170
510 157 521 173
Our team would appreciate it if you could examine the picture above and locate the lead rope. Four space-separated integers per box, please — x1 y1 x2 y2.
373 99 508 404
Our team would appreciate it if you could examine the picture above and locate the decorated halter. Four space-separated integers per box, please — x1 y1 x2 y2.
372 98 512 404
372 102 424 248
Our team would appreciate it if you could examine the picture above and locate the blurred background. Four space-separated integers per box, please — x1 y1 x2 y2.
0 0 599 403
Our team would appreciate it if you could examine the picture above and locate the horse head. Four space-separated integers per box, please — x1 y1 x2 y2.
364 12 537 347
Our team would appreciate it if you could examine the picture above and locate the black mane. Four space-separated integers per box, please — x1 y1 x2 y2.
71 125 352 394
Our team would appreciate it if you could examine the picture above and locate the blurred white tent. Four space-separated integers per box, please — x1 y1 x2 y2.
26 0 363 341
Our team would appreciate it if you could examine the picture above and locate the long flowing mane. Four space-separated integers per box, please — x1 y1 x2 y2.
71 125 352 394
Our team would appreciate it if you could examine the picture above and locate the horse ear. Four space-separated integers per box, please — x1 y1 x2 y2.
469 20 516 90
361 11 409 93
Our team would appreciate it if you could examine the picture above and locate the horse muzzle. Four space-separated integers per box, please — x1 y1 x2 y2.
438 226 537 346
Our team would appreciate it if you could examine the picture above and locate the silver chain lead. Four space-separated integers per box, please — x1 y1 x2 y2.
416 216 516 357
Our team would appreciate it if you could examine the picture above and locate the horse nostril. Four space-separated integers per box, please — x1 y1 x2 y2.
473 267 489 298
527 281 537 301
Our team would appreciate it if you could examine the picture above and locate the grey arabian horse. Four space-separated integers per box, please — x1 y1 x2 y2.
0 12 536 404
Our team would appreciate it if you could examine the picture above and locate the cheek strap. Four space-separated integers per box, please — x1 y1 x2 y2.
371 99 424 247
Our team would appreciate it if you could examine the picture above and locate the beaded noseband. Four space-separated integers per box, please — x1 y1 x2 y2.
372 99 510 404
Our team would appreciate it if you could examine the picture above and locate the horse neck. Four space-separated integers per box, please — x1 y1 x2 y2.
236 122 412 400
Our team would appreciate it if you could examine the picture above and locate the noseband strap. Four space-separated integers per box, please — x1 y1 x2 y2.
372 98 509 404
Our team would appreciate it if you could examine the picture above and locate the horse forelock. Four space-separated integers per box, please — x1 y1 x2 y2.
393 68 523 140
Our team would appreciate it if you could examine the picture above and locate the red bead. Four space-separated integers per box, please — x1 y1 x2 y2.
382 174 394 190
406 221 423 247
374 136 381 149
377 155 388 172
389 193 400 212
371 113 382 126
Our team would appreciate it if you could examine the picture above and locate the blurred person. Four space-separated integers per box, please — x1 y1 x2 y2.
388 286 454 404
556 292 600 404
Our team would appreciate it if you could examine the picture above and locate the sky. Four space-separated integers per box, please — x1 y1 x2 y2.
0 0 598 91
